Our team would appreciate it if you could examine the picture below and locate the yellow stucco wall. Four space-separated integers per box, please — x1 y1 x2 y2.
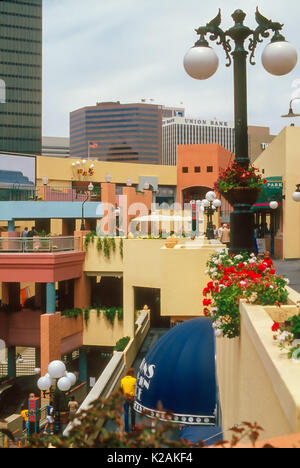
83 309 124 347
217 297 300 440
254 126 300 259
83 237 226 338
36 156 177 187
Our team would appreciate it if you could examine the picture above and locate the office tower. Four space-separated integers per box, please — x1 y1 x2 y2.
42 136 70 158
0 0 42 154
162 116 274 165
70 101 163 164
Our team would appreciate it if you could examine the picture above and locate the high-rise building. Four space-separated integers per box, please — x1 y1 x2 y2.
70 101 163 164
0 0 42 155
162 116 274 165
163 116 235 166
42 136 70 158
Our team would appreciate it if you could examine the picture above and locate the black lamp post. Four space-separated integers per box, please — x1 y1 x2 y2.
201 191 221 240
184 8 297 253
81 183 94 231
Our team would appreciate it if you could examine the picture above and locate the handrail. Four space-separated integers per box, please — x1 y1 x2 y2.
0 236 81 253
63 310 150 436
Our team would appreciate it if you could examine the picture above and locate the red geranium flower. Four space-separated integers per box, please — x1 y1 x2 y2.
271 322 280 332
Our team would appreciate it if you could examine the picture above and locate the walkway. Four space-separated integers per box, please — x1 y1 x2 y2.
274 259 300 293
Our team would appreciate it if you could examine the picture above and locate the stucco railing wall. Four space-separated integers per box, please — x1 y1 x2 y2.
216 290 300 440
83 309 124 347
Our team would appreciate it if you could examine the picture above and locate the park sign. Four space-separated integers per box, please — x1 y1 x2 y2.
253 177 283 208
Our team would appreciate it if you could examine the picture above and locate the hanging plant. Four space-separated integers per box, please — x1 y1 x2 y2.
103 307 117 325
119 238 124 260
97 237 103 252
117 308 123 321
111 237 116 253
61 308 82 319
103 237 110 259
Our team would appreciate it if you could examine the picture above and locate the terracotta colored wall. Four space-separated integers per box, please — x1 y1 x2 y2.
0 309 41 347
121 187 152 234
176 144 233 204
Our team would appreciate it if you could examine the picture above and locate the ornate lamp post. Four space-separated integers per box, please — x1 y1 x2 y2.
184 8 297 253
201 191 221 240
81 182 94 231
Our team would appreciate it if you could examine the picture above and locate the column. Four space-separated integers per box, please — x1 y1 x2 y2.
79 348 88 383
7 346 16 378
46 283 56 314
7 220 15 232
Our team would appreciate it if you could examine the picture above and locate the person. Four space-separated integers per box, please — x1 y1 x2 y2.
263 250 274 268
68 396 79 419
220 223 230 248
213 224 218 239
43 401 55 435
22 227 28 238
120 368 136 433
21 227 29 251
20 405 29 432
217 223 224 240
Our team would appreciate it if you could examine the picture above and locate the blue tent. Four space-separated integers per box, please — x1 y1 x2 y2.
134 318 219 426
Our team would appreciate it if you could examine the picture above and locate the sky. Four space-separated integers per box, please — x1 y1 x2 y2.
42 0 300 138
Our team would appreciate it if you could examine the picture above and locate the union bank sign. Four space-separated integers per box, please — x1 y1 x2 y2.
163 116 234 128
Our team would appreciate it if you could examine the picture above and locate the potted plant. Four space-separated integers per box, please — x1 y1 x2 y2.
215 162 266 206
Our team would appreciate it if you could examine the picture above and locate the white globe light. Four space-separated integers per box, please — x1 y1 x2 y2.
48 360 66 379
292 191 300 202
105 173 112 183
202 199 210 208
184 46 219 80
57 377 72 392
213 199 222 208
269 201 279 210
34 368 41 375
88 183 94 191
66 372 77 387
37 375 51 391
206 191 217 202
261 41 298 76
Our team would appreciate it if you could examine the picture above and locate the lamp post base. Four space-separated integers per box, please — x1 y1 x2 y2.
230 204 255 254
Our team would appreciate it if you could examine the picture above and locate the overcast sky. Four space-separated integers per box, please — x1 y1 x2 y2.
42 0 300 138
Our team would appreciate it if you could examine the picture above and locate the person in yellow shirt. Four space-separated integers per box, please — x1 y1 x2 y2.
120 368 136 432
21 405 29 431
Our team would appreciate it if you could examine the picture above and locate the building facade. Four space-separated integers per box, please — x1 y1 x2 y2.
42 136 70 158
70 101 163 164
162 116 274 165
0 0 42 155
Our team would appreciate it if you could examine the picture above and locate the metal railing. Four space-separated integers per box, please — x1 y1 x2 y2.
0 236 81 253
0 184 101 202
0 363 37 377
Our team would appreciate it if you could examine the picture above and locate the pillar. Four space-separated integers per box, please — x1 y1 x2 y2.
7 346 16 378
7 220 15 232
46 283 56 314
79 348 88 383
74 274 91 310
40 313 61 376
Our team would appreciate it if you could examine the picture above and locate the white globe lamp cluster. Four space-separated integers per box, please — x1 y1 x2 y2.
184 39 297 81
292 185 300 202
37 360 77 394
199 191 221 211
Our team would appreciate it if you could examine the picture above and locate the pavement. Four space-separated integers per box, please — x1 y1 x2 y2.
274 259 300 293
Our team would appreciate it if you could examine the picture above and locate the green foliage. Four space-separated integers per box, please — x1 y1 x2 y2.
84 231 97 251
288 315 300 336
103 237 110 259
204 251 289 339
61 308 82 319
96 237 103 252
119 238 124 259
102 307 123 325
114 336 130 352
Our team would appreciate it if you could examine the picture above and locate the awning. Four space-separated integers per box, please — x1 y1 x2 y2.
252 177 283 211
134 318 218 425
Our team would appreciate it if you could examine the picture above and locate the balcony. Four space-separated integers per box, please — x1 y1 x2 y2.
0 236 85 283
0 236 81 253
0 184 101 202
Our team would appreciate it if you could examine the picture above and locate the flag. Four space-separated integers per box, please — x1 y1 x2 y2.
89 142 98 148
